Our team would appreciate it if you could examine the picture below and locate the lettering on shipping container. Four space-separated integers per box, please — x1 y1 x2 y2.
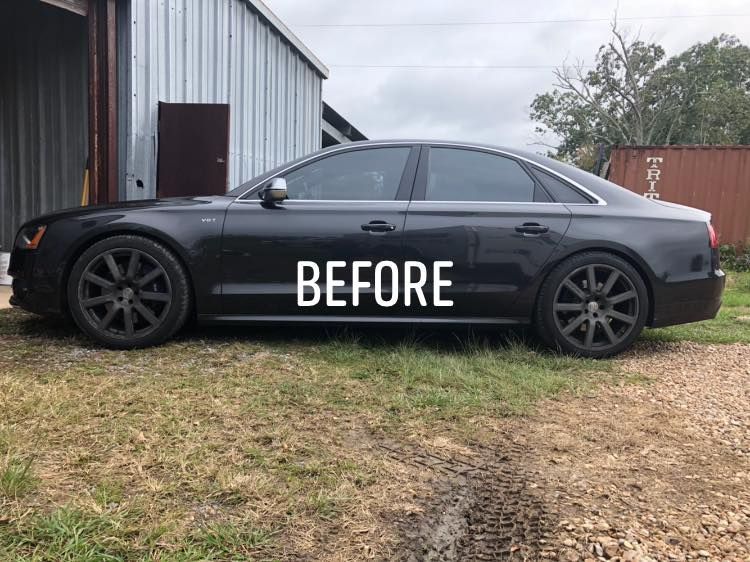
644 156 663 199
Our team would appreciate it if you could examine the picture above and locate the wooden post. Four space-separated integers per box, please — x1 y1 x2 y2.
87 0 117 205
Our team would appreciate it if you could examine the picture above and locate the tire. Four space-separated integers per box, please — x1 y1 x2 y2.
67 235 191 349
535 252 649 358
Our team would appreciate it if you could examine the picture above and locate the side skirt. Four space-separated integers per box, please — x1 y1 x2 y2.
197 314 526 326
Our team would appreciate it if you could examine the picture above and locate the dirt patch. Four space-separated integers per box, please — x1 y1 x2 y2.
386 436 550 561
387 342 749 561
525 342 750 562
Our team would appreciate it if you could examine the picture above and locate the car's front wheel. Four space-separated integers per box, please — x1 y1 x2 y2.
536 252 649 358
67 235 191 348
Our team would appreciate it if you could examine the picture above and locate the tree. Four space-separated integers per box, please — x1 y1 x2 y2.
657 35 750 145
530 24 750 166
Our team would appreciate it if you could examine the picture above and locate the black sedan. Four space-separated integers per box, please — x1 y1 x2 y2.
8 141 725 357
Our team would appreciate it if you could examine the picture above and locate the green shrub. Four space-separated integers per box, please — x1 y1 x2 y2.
720 244 750 272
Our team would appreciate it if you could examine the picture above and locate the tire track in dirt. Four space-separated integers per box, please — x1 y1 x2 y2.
386 342 749 561
383 439 550 561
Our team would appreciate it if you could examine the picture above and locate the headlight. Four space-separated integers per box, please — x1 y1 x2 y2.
15 225 47 250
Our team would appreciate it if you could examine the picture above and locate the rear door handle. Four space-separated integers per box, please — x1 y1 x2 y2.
361 221 397 233
515 223 549 235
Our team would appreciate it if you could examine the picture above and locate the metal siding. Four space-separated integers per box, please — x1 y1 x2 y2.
609 146 750 245
123 0 323 199
0 2 88 251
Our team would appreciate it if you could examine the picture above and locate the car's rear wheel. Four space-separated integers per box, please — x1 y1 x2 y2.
67 235 190 348
536 252 649 358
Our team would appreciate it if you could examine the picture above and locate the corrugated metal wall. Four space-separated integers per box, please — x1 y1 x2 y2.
609 146 750 245
0 1 88 251
121 0 323 200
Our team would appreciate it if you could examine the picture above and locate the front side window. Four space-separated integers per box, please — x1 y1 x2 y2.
283 147 411 201
426 148 537 202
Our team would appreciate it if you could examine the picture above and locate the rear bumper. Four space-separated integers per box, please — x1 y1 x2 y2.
650 270 725 328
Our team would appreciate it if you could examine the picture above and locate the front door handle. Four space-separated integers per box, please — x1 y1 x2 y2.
361 221 397 233
515 223 549 235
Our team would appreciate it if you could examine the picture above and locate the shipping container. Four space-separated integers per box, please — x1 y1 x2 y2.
608 146 750 245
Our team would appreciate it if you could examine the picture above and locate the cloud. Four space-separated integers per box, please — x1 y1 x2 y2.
265 0 750 150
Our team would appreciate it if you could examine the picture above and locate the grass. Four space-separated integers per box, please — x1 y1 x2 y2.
0 312 607 560
0 273 745 559
644 271 750 344
0 455 36 499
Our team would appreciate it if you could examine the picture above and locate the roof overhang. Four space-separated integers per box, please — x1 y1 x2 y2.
40 0 87 16
246 0 329 79
322 102 367 143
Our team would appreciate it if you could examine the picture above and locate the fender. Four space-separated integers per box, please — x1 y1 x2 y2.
510 239 658 322
58 222 194 284
51 207 228 315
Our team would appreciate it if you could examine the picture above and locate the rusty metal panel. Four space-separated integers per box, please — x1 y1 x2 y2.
0 0 88 251
609 146 750 245
121 0 325 201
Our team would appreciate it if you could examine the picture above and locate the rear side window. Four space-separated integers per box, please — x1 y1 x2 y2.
283 147 410 201
533 168 593 204
426 148 538 202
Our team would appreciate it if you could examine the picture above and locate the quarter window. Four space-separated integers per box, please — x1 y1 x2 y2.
283 148 411 201
426 148 536 202
532 168 592 204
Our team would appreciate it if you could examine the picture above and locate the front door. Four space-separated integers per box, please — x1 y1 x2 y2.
402 146 572 321
220 145 420 317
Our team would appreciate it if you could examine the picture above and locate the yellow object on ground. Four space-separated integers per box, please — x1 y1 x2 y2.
80 167 89 206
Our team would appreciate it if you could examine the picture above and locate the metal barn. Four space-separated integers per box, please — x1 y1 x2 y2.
0 0 328 254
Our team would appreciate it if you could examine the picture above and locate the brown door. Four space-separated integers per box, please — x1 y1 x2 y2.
157 102 230 198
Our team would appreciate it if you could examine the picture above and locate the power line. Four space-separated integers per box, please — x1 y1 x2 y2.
329 62 750 70
292 13 750 28
330 64 577 70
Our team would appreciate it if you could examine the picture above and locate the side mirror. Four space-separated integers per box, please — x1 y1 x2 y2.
259 178 288 203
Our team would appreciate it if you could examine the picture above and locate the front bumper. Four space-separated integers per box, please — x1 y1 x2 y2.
8 250 63 316
650 270 725 328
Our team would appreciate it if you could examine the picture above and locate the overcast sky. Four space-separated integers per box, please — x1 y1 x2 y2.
264 0 750 151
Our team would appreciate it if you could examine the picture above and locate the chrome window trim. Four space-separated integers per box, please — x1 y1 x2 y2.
234 141 607 206
232 199 409 205
407 200 567 206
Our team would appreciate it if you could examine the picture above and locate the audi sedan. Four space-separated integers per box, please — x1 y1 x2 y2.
8 141 725 357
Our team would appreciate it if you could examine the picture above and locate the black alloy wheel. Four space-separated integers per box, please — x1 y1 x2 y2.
68 235 190 348
78 248 172 338
537 252 649 358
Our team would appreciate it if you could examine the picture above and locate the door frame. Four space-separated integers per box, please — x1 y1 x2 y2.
87 0 118 205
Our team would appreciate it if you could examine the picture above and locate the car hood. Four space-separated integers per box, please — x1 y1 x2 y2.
20 196 232 228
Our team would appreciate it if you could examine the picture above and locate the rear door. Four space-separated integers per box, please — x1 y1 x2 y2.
402 145 572 320
220 144 420 317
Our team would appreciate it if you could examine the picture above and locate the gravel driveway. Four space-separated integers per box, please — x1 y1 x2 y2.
527 341 750 562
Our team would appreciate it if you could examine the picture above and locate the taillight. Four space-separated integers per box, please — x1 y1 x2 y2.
707 223 718 249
